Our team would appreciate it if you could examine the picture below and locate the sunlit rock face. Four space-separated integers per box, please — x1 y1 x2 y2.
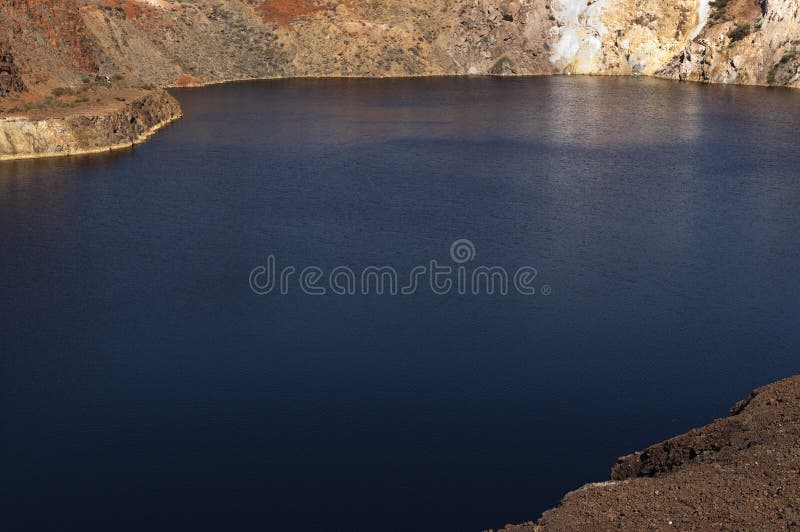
547 0 609 73
531 0 799 89
658 0 800 88
0 90 180 160
546 0 708 75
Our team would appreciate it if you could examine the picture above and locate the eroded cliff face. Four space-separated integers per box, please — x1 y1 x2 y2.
545 0 707 75
539 0 799 87
1 0 795 98
0 89 181 160
0 0 798 159
659 0 800 87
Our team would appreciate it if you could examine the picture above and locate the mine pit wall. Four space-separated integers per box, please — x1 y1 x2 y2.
1 0 799 161
0 90 181 161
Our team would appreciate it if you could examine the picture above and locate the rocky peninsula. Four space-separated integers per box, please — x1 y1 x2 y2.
1 0 799 159
0 89 180 160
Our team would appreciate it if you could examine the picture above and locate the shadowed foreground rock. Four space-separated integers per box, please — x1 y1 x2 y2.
501 376 800 531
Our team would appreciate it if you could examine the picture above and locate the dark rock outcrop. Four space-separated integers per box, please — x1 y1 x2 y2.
0 51 25 96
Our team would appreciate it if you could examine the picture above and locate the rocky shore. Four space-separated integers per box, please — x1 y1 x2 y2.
499 376 800 531
0 1 799 160
0 89 181 161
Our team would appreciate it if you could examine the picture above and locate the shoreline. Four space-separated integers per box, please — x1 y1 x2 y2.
0 90 182 162
2 71 797 163
166 71 800 91
0 113 180 162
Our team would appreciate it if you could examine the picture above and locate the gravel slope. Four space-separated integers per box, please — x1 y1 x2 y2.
500 376 800 531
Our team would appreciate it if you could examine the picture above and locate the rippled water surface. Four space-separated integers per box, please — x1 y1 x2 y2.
2 77 800 531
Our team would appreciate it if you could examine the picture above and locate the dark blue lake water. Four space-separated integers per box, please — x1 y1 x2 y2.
2 77 800 531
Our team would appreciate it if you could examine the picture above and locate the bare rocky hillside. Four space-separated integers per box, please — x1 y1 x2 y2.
1 1 798 110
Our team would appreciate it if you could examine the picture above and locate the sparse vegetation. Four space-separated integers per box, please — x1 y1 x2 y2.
22 96 57 111
768 52 798 85
51 87 74 97
729 24 753 43
634 13 658 28
709 0 733 22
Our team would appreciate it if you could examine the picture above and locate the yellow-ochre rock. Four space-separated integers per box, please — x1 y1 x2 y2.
547 0 709 75
0 91 181 160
